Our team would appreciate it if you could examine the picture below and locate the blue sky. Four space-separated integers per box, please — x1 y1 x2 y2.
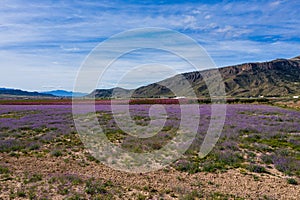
1 0 300 91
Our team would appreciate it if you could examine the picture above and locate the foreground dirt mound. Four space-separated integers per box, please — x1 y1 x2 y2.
0 153 299 200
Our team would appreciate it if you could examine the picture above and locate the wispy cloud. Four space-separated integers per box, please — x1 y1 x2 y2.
1 0 300 90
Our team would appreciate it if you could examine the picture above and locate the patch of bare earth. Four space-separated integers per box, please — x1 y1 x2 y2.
275 100 300 110
0 153 299 199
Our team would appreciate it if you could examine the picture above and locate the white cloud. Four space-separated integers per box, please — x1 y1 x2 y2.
216 25 233 33
60 46 80 52
0 0 300 90
204 15 211 20
270 0 283 7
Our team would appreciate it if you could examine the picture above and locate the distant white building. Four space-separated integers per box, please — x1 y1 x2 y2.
173 96 186 99
293 96 299 99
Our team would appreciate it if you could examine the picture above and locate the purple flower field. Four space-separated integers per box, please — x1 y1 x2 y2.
0 103 299 199
2 104 299 136
0 104 298 137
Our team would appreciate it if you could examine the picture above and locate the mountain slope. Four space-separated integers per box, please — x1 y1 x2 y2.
0 88 55 98
42 90 87 97
90 55 300 98
131 56 300 98
88 87 132 98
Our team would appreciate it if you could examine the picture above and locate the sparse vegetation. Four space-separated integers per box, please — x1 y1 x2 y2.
0 166 10 174
0 102 300 199
247 164 268 174
287 178 298 185
51 150 63 157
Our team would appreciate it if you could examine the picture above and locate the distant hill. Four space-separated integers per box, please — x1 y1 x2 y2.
0 88 55 98
41 90 87 97
87 87 132 98
90 55 300 98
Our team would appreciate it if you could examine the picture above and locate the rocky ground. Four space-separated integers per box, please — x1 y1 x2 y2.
0 151 299 200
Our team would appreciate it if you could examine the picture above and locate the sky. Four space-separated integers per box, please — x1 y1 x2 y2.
1 0 300 92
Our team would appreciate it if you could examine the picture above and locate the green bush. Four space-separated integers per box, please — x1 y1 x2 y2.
180 190 203 200
51 150 62 157
247 164 268 173
174 160 200 174
287 178 298 185
0 165 10 174
25 173 43 183
85 179 107 195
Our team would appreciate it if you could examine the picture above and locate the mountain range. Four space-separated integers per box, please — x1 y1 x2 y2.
90 55 300 98
41 90 87 97
0 88 55 98
0 88 86 98
1 55 300 99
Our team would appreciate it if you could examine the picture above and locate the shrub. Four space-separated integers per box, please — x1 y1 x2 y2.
247 164 268 173
208 192 245 200
0 139 26 153
58 186 69 195
66 194 85 200
287 178 298 185
0 165 10 174
85 179 107 195
16 190 26 198
272 156 300 175
197 150 245 173
137 193 147 200
51 150 62 157
261 154 273 165
180 190 203 200
174 159 200 174
64 174 83 185
26 173 43 183
216 150 244 167
29 143 40 151
202 162 226 173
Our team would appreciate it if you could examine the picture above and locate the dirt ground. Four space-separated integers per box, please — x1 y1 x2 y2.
1 152 299 200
